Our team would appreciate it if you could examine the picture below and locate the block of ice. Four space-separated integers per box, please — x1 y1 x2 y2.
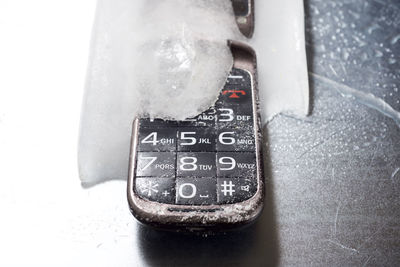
79 0 242 185
252 0 309 121
78 0 309 185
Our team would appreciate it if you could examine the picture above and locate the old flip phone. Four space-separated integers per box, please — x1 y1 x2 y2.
127 41 264 231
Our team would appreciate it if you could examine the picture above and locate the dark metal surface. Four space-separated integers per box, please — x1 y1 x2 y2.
137 0 400 266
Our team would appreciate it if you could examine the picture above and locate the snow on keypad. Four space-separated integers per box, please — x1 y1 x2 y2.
134 68 258 205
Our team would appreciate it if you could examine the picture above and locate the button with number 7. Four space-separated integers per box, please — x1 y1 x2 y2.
136 152 175 178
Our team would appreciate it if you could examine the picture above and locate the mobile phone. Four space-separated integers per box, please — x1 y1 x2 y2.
232 0 254 38
127 41 264 231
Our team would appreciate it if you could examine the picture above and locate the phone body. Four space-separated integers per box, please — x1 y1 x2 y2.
127 41 264 231
232 0 255 38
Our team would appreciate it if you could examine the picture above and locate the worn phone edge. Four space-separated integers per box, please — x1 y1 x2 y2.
127 40 264 231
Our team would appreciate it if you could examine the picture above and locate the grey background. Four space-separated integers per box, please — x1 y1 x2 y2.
137 0 400 266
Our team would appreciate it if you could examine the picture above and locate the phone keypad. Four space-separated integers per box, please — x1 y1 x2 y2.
134 68 258 205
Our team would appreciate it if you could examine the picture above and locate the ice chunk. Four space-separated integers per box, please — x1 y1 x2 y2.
79 0 310 185
251 0 309 121
132 0 243 120
79 0 242 185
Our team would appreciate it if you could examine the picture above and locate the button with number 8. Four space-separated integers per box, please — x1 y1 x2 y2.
177 152 216 177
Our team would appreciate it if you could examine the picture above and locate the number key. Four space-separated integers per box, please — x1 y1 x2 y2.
136 152 175 177
178 128 216 152
177 152 216 177
176 178 216 205
216 129 255 152
138 128 177 152
217 152 256 178
216 106 253 130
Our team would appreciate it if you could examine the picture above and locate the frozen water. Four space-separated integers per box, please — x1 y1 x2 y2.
79 0 242 184
252 0 309 121
79 0 309 185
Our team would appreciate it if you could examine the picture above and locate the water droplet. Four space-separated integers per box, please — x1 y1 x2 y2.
390 34 400 45
343 50 350 60
374 50 383 57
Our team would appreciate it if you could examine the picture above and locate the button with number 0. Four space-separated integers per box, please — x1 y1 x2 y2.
176 178 216 205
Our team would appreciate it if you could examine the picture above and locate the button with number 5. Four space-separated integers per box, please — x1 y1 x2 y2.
177 128 216 152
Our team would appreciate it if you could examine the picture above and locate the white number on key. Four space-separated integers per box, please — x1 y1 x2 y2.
219 132 235 145
219 156 236 170
178 183 197 199
180 132 197 146
218 108 234 122
179 157 198 171
141 132 158 145
139 156 157 171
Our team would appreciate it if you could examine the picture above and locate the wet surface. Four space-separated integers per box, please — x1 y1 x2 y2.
263 0 400 265
127 1 400 266
139 1 400 266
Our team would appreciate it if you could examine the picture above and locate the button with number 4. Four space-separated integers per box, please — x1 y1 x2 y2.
138 128 177 152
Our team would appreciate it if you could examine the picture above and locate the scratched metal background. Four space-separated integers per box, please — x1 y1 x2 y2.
138 0 400 266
